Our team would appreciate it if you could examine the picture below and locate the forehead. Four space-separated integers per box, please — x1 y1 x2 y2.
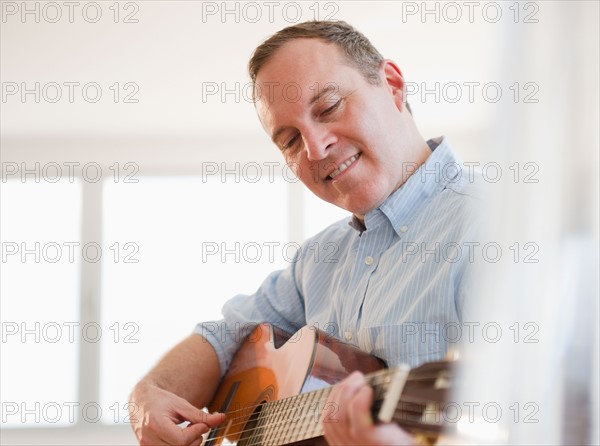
255 39 359 129
257 39 358 100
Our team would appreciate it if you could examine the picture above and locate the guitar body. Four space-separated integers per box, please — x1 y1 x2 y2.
205 323 385 446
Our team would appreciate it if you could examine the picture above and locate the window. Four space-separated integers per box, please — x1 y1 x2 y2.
1 180 81 427
1 171 351 429
100 176 289 420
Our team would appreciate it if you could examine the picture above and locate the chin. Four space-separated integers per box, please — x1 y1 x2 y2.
347 193 388 215
326 188 388 215
343 201 379 217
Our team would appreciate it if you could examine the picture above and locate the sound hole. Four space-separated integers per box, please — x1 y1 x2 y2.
238 402 265 446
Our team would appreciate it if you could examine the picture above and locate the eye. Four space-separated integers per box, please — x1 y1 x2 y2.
282 132 300 151
320 99 341 116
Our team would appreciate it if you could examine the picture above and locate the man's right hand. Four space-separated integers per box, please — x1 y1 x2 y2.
128 334 224 446
130 380 225 446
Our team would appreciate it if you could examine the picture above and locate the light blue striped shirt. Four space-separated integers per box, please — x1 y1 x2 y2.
196 137 482 377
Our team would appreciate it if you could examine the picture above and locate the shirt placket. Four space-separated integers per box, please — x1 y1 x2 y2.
342 224 393 344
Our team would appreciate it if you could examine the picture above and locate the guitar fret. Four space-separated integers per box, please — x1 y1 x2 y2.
277 398 291 446
303 392 319 440
266 400 277 446
314 388 330 438
256 404 268 446
246 403 263 446
260 402 269 446
282 397 296 444
276 398 288 446
294 392 310 443
288 394 306 443
260 400 273 446
297 391 316 442
262 403 273 446
276 399 288 446
308 390 319 439
266 399 283 446
285 395 299 444
314 394 325 438
298 391 313 442
276 397 293 446
281 397 295 446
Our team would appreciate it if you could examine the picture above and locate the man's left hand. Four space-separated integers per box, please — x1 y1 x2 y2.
323 371 418 446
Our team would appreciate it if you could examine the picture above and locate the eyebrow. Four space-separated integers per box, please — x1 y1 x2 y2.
271 84 339 145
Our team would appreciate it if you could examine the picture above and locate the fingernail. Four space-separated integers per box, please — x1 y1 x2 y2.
350 371 364 382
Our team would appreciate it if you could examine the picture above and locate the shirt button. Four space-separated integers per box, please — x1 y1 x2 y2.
400 225 408 233
344 331 353 341
365 256 374 265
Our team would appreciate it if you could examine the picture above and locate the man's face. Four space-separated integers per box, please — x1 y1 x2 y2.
255 38 410 219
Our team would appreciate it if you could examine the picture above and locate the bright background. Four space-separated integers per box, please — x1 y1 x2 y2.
1 1 598 444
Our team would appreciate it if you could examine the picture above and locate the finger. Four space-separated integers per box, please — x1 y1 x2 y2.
139 424 171 446
149 395 224 446
349 395 419 446
138 412 173 446
199 412 226 428
155 420 212 446
153 415 211 446
324 372 366 442
189 435 206 446
140 437 170 446
183 410 225 428
139 429 170 446
348 384 374 433
179 421 217 445
377 424 418 445
329 372 364 409
178 412 225 445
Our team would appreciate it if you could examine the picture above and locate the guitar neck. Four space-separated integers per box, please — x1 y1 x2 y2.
220 362 452 446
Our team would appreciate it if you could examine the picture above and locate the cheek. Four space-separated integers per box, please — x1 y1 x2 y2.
288 162 301 178
295 160 321 188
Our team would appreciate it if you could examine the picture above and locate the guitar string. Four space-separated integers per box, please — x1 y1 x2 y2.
247 393 328 446
206 391 440 446
206 366 427 419
209 371 394 430
205 375 396 445
244 364 450 446
207 368 444 424
204 368 447 444
207 394 331 446
207 367 445 435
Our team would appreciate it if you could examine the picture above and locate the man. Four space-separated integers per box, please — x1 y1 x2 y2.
130 21 480 445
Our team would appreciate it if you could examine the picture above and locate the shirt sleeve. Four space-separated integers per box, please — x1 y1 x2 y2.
193 253 306 378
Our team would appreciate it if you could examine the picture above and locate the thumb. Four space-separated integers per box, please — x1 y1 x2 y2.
174 398 225 427
196 411 226 428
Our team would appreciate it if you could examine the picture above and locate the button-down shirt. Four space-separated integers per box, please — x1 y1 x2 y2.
196 137 482 376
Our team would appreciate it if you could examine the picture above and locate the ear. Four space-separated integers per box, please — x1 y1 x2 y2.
381 60 406 112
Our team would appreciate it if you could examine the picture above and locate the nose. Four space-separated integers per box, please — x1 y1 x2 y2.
303 124 336 161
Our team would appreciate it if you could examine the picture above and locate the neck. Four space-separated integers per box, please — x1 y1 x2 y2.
352 138 433 226
397 138 433 188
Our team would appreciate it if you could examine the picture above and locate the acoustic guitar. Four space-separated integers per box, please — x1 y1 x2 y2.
204 323 453 446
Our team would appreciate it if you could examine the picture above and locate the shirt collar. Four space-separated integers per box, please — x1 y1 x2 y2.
349 136 463 236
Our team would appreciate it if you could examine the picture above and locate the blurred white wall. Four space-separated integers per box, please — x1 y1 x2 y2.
1 1 598 445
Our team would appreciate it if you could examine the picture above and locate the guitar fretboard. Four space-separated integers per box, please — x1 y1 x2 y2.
208 366 433 446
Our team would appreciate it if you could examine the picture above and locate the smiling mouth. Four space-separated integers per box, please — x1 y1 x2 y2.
327 153 361 180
